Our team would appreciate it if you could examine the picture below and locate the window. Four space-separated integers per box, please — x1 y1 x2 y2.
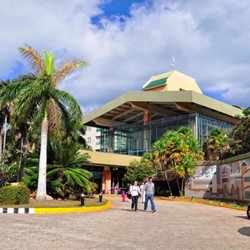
87 137 91 144
96 136 100 145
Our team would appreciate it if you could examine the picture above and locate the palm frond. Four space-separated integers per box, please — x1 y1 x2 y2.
70 168 92 179
64 171 74 186
19 44 45 73
47 167 61 178
13 79 46 119
0 75 36 104
42 50 55 76
53 60 87 86
53 89 83 128
66 169 84 187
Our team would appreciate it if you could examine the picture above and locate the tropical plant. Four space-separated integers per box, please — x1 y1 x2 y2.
206 128 228 160
152 126 203 196
46 138 92 198
0 92 12 167
227 109 250 156
0 45 87 199
123 153 156 184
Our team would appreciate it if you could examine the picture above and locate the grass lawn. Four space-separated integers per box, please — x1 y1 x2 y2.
0 197 108 208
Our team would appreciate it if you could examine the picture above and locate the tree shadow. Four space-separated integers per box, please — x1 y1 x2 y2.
238 227 250 236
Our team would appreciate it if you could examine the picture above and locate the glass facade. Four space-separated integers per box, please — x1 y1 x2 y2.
196 114 234 146
100 113 234 156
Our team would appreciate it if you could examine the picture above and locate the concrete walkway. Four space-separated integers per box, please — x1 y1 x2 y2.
0 196 249 249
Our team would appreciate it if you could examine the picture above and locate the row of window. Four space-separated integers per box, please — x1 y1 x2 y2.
99 113 234 156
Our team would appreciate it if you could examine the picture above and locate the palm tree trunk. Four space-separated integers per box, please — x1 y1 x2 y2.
176 177 181 196
17 138 24 182
0 130 2 168
3 115 7 153
181 178 185 196
36 117 48 200
164 171 173 197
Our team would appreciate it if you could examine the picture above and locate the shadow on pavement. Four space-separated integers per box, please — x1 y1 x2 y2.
120 208 153 213
238 227 250 236
234 215 249 220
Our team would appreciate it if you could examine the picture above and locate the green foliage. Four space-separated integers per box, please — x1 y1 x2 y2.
152 126 203 196
42 50 55 76
0 45 88 199
123 155 156 184
227 110 250 156
234 114 241 120
155 184 170 196
206 128 228 160
0 184 30 205
22 166 38 193
0 169 11 187
1 164 19 185
46 138 93 198
153 126 203 173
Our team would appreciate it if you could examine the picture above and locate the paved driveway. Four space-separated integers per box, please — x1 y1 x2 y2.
0 197 249 250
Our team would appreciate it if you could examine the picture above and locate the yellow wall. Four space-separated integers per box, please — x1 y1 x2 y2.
80 150 142 167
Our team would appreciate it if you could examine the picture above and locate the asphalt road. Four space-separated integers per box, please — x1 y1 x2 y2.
0 196 249 250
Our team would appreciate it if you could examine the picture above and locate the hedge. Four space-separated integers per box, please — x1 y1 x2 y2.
0 184 30 205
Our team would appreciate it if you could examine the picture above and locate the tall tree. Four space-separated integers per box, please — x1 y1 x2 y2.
0 101 12 167
152 126 203 196
206 128 228 160
0 45 87 199
123 153 156 184
228 109 250 156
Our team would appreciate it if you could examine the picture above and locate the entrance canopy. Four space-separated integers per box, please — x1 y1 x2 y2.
83 90 241 128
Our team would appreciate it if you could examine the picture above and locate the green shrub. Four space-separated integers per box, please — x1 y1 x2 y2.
0 184 30 205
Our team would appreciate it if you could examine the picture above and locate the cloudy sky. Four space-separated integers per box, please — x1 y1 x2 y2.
1 0 250 114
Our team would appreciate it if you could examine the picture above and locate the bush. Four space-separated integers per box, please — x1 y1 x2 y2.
0 184 30 205
155 185 170 197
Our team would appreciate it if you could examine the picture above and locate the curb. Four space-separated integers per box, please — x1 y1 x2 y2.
0 208 35 214
0 200 111 214
158 197 247 211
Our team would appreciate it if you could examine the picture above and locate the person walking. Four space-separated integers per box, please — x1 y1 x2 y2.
140 181 146 203
144 177 156 213
114 184 119 195
130 181 141 211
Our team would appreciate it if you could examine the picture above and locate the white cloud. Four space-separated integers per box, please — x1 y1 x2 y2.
1 0 250 114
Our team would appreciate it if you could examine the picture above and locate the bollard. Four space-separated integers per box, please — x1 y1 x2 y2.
80 193 85 206
99 192 103 202
122 191 126 202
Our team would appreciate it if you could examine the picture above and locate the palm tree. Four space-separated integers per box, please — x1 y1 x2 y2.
46 138 92 198
152 135 175 196
0 101 12 167
152 126 203 196
0 45 87 199
206 128 228 160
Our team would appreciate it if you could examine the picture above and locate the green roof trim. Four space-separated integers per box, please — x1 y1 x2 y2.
143 77 168 90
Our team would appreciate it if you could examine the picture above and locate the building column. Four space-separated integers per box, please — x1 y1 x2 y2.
143 110 151 152
102 166 111 194
108 131 114 153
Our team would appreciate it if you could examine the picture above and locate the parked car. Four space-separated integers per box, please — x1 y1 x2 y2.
247 201 250 219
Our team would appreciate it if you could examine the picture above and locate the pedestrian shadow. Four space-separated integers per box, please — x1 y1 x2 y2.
238 227 250 236
120 208 134 212
120 208 152 213
234 215 249 220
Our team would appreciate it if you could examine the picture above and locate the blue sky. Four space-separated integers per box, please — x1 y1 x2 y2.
92 0 146 23
1 0 250 114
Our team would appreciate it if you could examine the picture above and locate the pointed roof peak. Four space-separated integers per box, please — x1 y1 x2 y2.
142 70 202 94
